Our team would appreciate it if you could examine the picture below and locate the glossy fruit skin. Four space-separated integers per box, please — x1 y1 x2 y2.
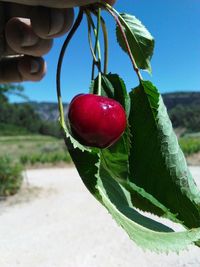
68 94 127 148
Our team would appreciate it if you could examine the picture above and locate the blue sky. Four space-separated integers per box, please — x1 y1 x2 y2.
12 0 200 103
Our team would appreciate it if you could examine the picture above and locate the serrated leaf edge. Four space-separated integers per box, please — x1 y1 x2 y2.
116 13 154 73
97 179 200 253
60 119 96 153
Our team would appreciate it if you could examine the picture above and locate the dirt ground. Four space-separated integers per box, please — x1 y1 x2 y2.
187 152 200 166
0 167 200 267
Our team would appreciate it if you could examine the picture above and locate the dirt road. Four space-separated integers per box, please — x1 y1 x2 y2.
0 167 200 267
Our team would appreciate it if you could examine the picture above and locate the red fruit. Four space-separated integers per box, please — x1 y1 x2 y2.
68 94 127 148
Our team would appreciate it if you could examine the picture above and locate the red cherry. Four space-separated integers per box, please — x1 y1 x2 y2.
68 94 127 148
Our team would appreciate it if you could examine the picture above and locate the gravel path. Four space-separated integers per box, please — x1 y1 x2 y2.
0 167 200 267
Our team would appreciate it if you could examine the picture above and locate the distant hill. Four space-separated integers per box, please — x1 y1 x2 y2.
1 91 199 137
162 92 200 110
26 92 200 134
29 101 69 122
162 92 200 133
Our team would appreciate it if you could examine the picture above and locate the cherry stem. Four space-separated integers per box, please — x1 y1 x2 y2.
96 8 102 95
85 11 102 80
99 3 143 82
100 16 109 75
86 13 98 64
56 9 83 126
87 8 102 94
94 8 102 62
91 10 109 75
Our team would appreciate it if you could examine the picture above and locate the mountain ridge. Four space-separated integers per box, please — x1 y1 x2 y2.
27 91 200 124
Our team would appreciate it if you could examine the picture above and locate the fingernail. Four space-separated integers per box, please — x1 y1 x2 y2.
48 9 65 36
30 59 40 74
21 32 39 47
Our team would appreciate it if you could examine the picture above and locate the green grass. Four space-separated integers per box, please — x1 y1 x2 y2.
0 123 30 136
179 136 200 156
0 156 23 196
0 135 56 143
1 133 199 166
0 135 71 166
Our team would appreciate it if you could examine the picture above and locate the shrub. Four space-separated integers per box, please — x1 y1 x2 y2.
20 151 71 166
179 137 200 156
0 123 29 136
0 157 23 197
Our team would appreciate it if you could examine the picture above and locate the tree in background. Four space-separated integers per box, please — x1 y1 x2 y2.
0 83 26 102
170 105 200 132
0 83 62 137
0 83 42 134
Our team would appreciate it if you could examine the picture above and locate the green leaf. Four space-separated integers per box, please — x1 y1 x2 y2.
101 130 181 224
101 74 130 114
65 128 200 252
60 121 100 195
93 74 180 223
60 77 200 252
129 80 200 229
116 13 154 73
124 181 182 224
93 73 130 115
62 108 200 252
66 136 100 195
95 74 131 182
97 75 179 222
101 129 130 183
97 166 200 253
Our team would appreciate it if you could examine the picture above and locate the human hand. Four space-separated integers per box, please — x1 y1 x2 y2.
0 0 116 83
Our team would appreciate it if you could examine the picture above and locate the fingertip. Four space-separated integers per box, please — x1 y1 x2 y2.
0 55 47 83
18 56 47 81
5 17 53 57
30 7 74 39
